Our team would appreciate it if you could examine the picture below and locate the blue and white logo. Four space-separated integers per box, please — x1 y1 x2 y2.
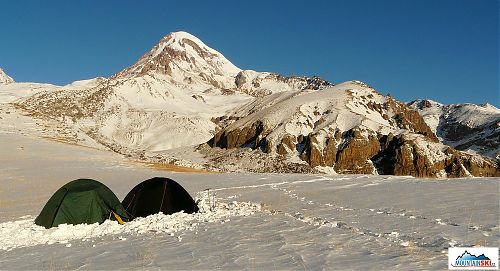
449 247 498 270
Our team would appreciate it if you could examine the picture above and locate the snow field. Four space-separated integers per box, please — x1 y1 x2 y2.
0 191 262 251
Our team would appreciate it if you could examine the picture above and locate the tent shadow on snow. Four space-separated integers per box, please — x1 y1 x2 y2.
122 177 199 219
35 179 129 229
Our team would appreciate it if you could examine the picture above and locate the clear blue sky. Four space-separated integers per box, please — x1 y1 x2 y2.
1 0 498 105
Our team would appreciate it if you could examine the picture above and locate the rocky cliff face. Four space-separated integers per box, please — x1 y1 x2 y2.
333 130 380 174
210 82 499 177
374 134 499 177
113 31 331 97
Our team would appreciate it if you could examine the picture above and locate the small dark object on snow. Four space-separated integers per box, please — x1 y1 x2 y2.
122 177 199 219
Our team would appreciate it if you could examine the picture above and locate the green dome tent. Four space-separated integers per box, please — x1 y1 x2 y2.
122 177 198 219
35 179 129 228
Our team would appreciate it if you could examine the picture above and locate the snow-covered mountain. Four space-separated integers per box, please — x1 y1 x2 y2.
19 32 329 153
9 31 499 177
113 31 330 96
114 31 240 89
0 68 14 84
408 99 500 159
210 81 498 177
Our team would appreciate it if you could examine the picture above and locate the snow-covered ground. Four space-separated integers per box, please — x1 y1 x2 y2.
0 129 498 270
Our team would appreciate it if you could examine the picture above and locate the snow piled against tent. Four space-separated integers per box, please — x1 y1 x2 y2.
0 191 262 251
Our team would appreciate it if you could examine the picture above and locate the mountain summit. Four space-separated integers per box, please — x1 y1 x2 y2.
114 31 240 89
0 68 14 84
16 32 499 178
114 31 331 96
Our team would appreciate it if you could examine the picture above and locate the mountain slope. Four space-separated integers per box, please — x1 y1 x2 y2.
114 31 240 89
19 32 329 154
0 68 14 85
13 31 499 177
408 100 500 160
210 81 498 177
113 31 330 96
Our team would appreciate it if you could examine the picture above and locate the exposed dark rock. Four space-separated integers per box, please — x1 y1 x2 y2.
210 115 498 177
323 137 338 166
297 132 338 167
334 130 380 174
20 83 113 120
191 94 206 103
373 135 500 178
384 97 438 142
277 134 296 155
303 76 332 90
211 121 264 149
235 71 247 88
299 134 321 167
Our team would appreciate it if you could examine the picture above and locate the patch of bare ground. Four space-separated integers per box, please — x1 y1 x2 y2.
41 136 79 146
136 161 212 173
41 135 210 173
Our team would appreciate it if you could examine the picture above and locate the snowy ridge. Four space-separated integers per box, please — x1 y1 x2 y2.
0 82 60 104
408 99 500 132
0 75 104 104
234 70 331 96
409 99 500 159
211 81 499 177
214 80 428 152
20 31 329 153
0 68 14 85
113 31 328 95
222 81 394 141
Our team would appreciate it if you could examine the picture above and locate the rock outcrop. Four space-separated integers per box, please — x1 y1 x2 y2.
234 70 332 97
210 121 265 149
374 134 499 177
210 82 500 178
334 130 380 174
